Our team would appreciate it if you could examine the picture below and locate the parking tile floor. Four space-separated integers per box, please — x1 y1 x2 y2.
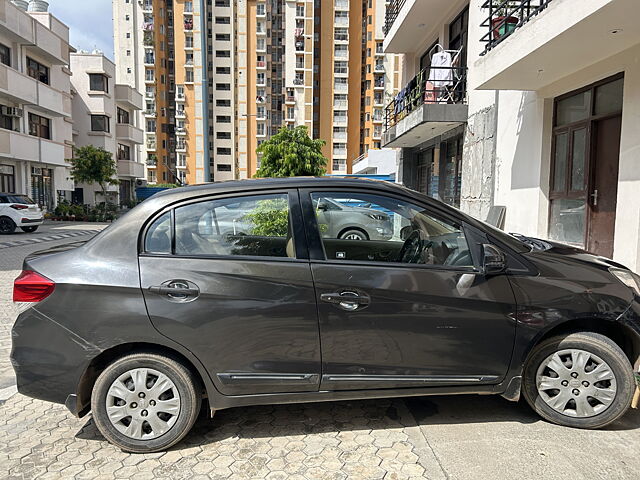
1 223 639 479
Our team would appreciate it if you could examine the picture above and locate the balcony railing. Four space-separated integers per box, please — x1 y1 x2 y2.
384 65 467 130
384 0 407 35
480 0 552 55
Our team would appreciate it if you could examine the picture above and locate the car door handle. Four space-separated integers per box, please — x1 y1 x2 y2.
149 281 200 299
321 291 370 311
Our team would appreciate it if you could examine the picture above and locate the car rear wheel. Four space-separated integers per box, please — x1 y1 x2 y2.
91 352 201 453
339 229 369 241
523 332 634 429
20 226 38 233
0 217 16 234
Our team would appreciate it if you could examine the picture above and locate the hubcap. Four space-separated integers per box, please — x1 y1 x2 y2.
106 368 181 440
343 232 364 240
536 348 617 418
0 219 12 233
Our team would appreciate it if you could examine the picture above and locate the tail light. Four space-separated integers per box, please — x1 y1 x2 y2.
13 270 55 303
10 204 29 210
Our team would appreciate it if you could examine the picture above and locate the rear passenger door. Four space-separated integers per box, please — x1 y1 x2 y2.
139 190 322 395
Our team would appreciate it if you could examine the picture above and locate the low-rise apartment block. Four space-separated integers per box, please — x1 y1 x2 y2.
0 0 74 209
70 51 144 205
384 0 640 271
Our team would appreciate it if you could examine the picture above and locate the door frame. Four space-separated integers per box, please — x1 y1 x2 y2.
548 72 624 248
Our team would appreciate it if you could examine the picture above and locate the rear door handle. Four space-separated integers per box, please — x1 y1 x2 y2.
321 291 370 311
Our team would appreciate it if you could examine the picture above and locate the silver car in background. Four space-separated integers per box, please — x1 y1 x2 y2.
314 197 393 241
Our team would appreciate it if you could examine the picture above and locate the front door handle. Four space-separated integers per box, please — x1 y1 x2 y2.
321 291 370 311
149 280 200 301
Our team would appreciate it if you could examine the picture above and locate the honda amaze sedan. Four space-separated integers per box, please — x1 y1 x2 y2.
11 178 640 453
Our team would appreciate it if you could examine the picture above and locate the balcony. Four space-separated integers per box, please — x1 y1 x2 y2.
146 140 157 151
257 60 267 69
382 65 468 148
115 84 143 110
285 95 295 104
117 160 145 178
472 0 640 91
176 127 187 136
142 1 153 12
175 92 186 102
383 0 453 54
335 0 349 10
116 124 144 144
0 64 70 117
144 109 157 117
176 142 187 152
176 110 187 119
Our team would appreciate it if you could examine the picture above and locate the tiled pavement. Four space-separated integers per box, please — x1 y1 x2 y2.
1 224 640 479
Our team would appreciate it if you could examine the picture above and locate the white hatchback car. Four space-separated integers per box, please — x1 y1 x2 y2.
0 194 44 234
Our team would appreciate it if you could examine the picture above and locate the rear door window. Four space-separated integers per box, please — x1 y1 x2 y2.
173 193 296 258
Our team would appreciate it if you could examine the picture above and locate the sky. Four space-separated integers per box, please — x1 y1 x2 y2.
49 0 114 60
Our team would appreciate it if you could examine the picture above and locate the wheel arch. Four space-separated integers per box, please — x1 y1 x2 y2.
525 317 640 371
337 226 369 240
75 341 217 418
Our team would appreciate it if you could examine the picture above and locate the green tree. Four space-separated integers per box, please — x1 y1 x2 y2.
254 126 328 178
68 145 119 217
244 198 289 237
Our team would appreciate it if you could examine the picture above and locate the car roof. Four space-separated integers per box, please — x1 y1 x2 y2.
152 176 411 200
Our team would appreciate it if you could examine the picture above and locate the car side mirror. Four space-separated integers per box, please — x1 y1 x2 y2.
483 244 506 275
317 203 328 212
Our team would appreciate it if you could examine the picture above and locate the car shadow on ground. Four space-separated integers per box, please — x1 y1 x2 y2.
73 394 640 450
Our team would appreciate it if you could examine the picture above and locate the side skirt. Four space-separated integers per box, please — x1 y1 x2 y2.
208 382 508 413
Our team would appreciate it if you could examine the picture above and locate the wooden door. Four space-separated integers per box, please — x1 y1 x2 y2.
587 115 622 258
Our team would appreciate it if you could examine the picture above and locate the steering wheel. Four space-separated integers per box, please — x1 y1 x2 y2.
397 230 431 264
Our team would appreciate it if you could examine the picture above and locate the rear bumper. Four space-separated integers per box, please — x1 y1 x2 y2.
10 306 99 413
17 217 43 226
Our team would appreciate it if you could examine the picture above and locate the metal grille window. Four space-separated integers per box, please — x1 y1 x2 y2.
117 144 131 161
91 115 110 133
89 73 109 93
217 147 232 155
0 43 10 67
28 113 50 139
26 57 49 85
0 165 15 193
117 107 130 125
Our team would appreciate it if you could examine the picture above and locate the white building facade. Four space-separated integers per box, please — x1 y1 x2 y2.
0 0 74 210
70 52 144 206
383 0 640 272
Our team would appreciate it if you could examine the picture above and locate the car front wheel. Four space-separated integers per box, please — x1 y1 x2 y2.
339 229 369 241
523 331 635 429
0 217 16 234
91 352 201 453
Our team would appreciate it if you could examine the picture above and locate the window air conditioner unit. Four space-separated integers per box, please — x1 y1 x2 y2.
135 179 148 187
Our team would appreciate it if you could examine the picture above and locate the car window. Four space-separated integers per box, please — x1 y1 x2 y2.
173 193 295 258
145 212 172 254
311 192 473 267
0 194 35 204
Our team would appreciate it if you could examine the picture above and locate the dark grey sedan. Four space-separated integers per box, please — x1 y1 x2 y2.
11 178 640 452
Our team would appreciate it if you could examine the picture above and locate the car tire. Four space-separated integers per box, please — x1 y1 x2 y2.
0 216 16 234
20 226 38 233
91 352 202 453
338 229 369 241
522 331 634 429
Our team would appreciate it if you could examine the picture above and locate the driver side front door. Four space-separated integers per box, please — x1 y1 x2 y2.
301 188 518 391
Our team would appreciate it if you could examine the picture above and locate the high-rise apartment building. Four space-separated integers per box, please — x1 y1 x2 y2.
113 0 400 184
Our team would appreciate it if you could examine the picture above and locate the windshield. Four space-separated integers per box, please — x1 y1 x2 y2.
0 194 35 205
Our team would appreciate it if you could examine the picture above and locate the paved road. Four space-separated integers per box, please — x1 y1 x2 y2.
0 223 639 479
